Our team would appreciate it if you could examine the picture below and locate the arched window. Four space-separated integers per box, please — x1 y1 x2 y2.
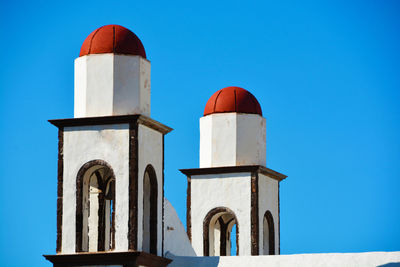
263 210 275 255
203 207 239 256
142 165 158 254
76 160 115 252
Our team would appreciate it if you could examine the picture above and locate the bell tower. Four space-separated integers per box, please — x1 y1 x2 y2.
45 25 172 267
181 86 287 256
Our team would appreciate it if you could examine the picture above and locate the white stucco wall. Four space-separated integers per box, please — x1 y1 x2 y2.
199 115 213 167
62 124 130 253
236 113 266 166
164 198 196 256
167 251 400 267
199 113 266 168
74 54 150 118
137 124 163 256
200 114 236 167
258 174 279 255
190 173 252 256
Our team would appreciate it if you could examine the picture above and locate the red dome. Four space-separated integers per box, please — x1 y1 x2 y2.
204 86 262 116
79 25 146 58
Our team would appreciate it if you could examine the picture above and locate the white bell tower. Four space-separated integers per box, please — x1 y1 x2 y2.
45 25 172 267
181 86 287 256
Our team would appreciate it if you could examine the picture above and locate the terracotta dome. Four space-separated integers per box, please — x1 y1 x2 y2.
204 86 262 116
79 25 146 58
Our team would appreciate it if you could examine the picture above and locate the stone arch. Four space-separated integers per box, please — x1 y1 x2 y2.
142 164 158 254
263 210 275 255
203 207 239 256
76 160 116 252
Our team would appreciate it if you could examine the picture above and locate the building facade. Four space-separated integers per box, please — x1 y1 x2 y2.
44 25 400 267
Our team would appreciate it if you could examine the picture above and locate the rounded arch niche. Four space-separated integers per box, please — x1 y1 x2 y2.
263 210 275 255
203 207 239 256
142 164 158 254
75 160 116 252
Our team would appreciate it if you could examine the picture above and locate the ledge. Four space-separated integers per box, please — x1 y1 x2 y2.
43 251 172 267
180 165 287 181
49 114 173 135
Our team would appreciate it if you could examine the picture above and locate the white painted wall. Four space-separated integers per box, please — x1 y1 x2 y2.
258 174 279 255
199 115 213 167
137 124 163 256
236 114 266 166
62 124 130 253
199 113 266 168
200 113 236 167
163 198 196 256
190 173 252 256
74 54 151 118
167 251 400 267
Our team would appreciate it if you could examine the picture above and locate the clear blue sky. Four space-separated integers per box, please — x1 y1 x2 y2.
0 1 399 266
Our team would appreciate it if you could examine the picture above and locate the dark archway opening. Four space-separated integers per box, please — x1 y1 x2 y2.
142 165 158 254
203 207 239 256
263 210 275 255
76 160 115 252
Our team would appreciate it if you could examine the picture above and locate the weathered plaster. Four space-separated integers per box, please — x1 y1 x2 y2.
137 123 163 256
199 113 266 168
163 198 196 256
190 172 252 256
236 113 266 166
62 124 130 253
258 174 279 255
74 54 150 118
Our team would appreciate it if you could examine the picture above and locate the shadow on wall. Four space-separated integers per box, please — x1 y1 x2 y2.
165 252 220 267
377 263 400 267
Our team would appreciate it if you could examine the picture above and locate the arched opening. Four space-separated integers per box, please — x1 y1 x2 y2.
230 223 237 256
203 207 239 256
263 210 275 255
142 165 158 254
76 160 115 252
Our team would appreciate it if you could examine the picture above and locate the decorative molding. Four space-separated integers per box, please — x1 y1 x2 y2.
128 121 139 250
180 165 287 181
186 176 191 242
137 116 173 135
49 114 173 135
162 135 165 256
278 183 280 255
43 251 172 267
56 127 64 253
251 172 259 255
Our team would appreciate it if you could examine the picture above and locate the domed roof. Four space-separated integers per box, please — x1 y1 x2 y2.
79 25 146 58
204 86 262 116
